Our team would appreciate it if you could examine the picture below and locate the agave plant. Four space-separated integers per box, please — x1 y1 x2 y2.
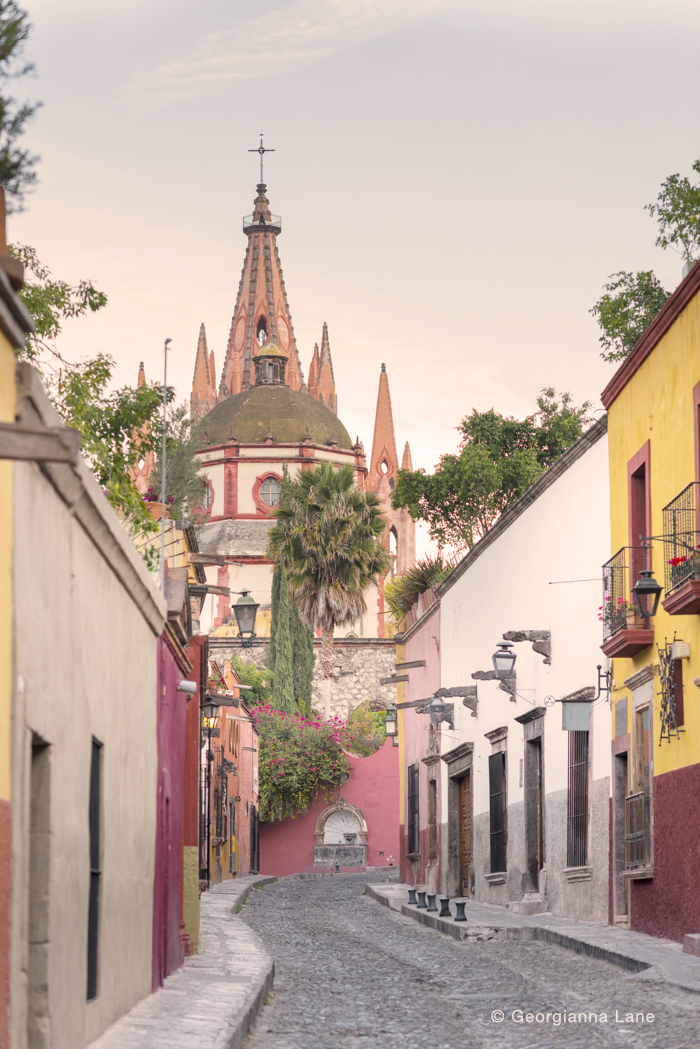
382 556 456 622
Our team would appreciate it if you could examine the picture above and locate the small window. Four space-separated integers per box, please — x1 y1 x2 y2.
488 752 507 873
407 764 420 855
200 482 213 509
567 730 589 868
259 477 281 507
256 317 268 346
673 658 685 728
87 739 102 1001
267 362 274 381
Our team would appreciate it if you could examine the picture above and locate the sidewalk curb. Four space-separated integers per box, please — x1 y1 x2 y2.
365 883 700 991
87 875 277 1049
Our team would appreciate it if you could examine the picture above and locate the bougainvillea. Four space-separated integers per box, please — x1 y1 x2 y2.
252 706 353 822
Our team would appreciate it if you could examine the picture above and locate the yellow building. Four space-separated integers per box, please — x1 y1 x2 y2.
602 261 700 943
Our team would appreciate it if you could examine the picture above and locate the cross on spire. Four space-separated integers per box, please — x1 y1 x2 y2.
249 132 275 183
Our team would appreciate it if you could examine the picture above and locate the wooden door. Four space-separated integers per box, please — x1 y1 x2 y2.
458 772 471 896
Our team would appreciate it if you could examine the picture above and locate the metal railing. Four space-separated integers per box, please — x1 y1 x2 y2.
662 482 700 594
243 213 282 231
601 546 648 641
625 791 651 869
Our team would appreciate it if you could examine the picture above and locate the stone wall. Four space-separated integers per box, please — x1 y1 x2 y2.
208 637 396 721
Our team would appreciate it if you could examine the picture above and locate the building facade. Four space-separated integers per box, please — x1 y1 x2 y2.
601 261 700 942
10 365 166 1049
395 419 612 924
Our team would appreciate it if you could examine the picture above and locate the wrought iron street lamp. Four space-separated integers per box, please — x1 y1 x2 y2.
632 568 662 620
384 708 398 736
201 696 220 729
429 694 447 725
232 590 259 647
492 642 516 680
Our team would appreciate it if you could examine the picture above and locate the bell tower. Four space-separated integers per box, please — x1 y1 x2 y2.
219 173 305 398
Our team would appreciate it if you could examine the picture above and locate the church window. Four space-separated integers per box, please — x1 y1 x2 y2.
380 459 389 474
389 527 398 558
259 477 281 507
200 481 213 510
267 362 274 381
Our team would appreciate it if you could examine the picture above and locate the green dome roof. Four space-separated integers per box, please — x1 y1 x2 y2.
198 385 353 449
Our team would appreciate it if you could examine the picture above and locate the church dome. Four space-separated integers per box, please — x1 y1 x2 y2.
197 385 354 449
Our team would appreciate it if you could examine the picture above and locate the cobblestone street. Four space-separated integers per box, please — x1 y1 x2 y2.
241 874 700 1049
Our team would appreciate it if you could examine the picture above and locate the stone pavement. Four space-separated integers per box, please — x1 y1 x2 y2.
241 871 700 1049
367 881 700 995
88 876 276 1049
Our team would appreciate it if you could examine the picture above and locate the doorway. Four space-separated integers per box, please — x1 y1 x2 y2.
524 738 544 892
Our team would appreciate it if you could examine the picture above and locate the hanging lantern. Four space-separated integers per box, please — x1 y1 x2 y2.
492 642 516 680
200 696 219 729
429 694 447 725
631 568 662 620
232 590 259 647
384 708 398 736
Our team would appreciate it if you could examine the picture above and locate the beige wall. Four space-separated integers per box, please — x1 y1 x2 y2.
10 366 165 1049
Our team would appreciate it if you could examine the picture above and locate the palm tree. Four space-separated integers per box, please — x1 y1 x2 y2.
266 462 392 679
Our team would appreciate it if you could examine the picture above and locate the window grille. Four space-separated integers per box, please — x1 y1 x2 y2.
488 752 507 873
87 739 102 1001
407 765 420 855
625 791 651 868
662 483 700 593
658 638 685 742
567 731 589 868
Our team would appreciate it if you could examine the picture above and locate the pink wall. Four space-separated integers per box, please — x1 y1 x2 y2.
400 606 442 888
152 633 189 990
259 737 399 876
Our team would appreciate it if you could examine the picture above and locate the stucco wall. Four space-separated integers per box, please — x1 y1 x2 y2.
259 738 399 876
435 422 611 918
10 368 165 1049
152 634 190 990
0 329 16 1049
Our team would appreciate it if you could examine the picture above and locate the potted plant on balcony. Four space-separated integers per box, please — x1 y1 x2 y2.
598 596 639 631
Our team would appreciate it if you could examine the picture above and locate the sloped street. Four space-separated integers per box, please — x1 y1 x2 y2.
242 874 700 1049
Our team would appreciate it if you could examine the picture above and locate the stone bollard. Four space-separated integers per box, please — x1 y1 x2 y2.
426 894 437 912
454 900 467 922
407 888 417 905
416 890 427 909
439 897 451 917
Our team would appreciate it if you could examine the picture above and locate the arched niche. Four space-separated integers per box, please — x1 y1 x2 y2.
313 800 368 846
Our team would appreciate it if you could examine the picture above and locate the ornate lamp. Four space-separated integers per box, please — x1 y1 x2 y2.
492 642 516 680
429 694 447 725
632 568 662 619
384 708 398 736
200 696 220 729
232 590 259 647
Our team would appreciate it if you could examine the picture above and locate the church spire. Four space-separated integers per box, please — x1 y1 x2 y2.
219 178 305 399
190 323 217 422
368 362 399 490
307 322 337 414
367 363 415 581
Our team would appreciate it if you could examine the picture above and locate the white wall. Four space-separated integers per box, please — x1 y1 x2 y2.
437 424 610 914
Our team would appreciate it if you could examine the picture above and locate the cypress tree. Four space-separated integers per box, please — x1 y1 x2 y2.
268 567 281 672
271 567 295 712
291 608 315 715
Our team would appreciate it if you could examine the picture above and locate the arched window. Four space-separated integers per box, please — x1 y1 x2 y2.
259 477 281 507
256 316 268 346
200 481 213 510
267 362 274 381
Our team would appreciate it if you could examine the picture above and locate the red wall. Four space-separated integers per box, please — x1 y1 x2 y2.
152 634 189 990
0 800 10 1049
631 762 700 942
259 737 399 876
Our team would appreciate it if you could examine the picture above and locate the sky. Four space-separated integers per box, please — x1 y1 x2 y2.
12 0 700 556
